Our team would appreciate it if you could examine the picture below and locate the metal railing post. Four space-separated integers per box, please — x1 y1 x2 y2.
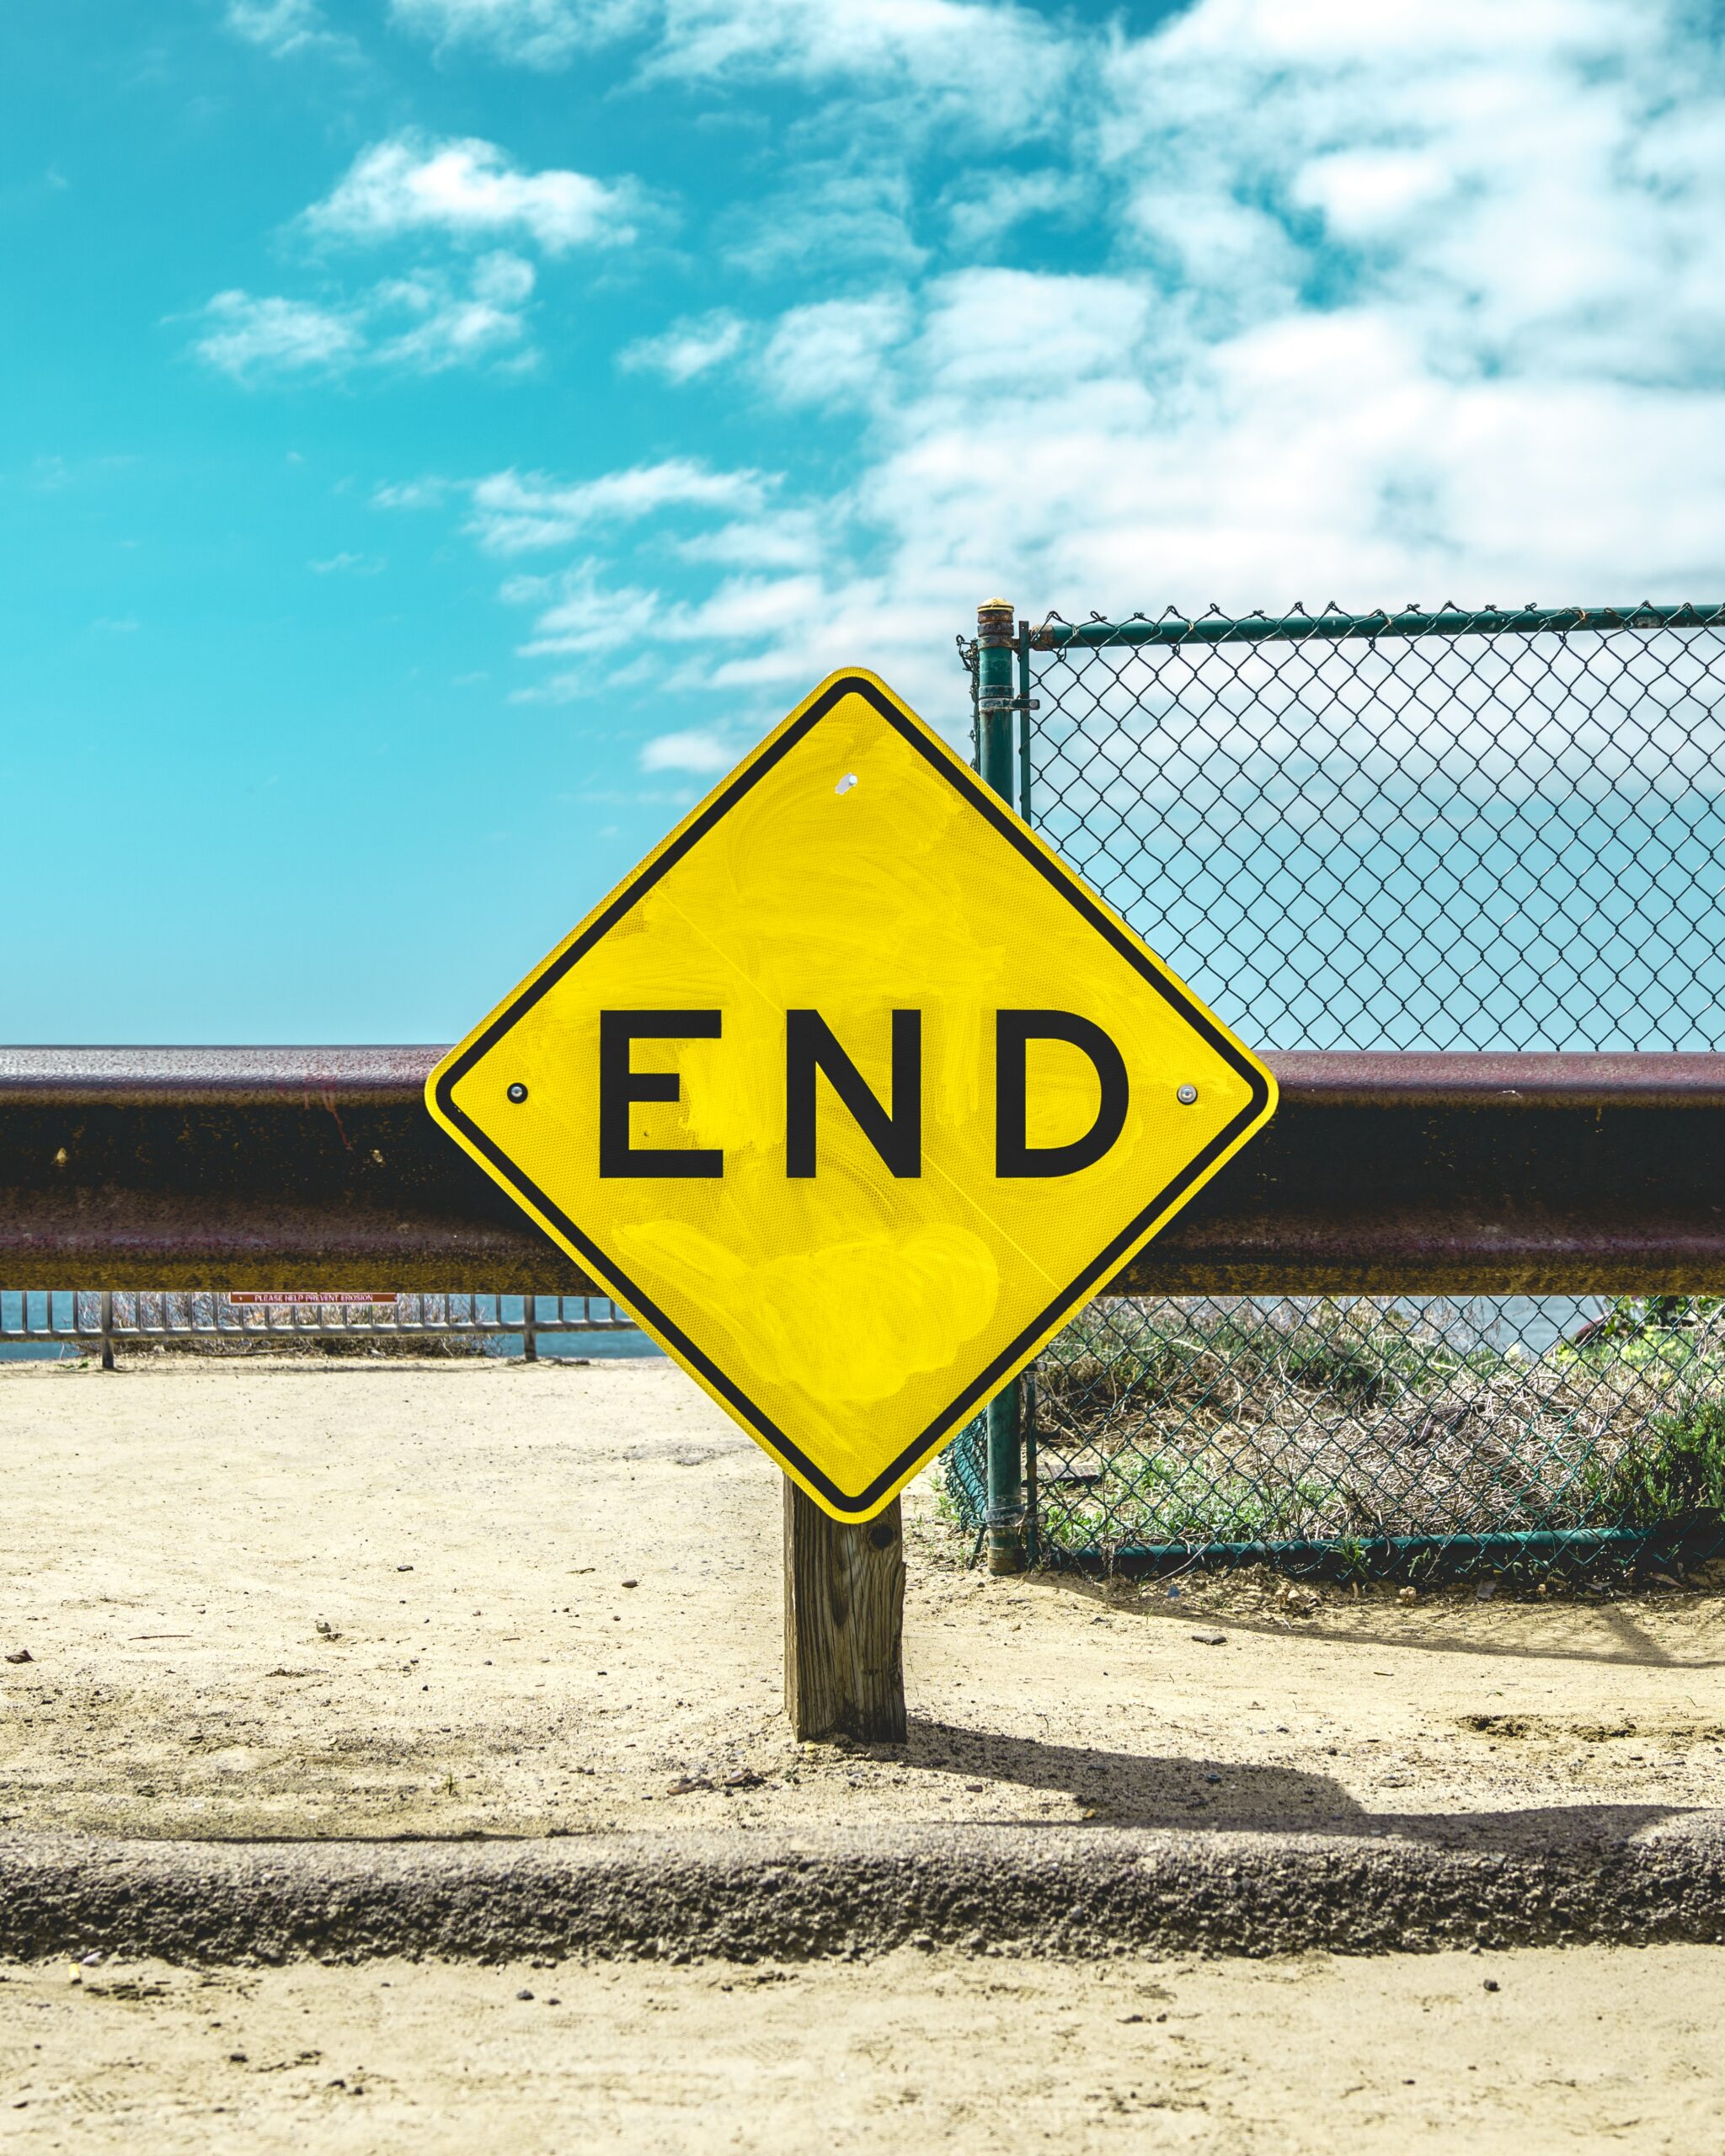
99 1289 115 1371
522 1294 538 1362
976 597 1024 1574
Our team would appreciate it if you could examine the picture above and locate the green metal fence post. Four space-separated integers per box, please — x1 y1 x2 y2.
1017 613 1035 828
975 597 1024 1574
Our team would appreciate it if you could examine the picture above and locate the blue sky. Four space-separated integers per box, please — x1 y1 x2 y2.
3 0 1722 1043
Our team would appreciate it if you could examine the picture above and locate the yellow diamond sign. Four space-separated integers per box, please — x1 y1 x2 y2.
427 670 1275 1521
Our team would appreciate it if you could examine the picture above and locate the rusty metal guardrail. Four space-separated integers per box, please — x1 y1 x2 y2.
1 1047 1722 1297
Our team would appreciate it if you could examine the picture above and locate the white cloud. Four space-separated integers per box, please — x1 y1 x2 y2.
306 132 637 254
758 293 912 410
1097 0 1725 382
196 134 630 392
655 0 1050 100
417 0 1725 739
639 727 737 772
620 310 745 383
916 270 1151 397
194 292 363 380
371 252 537 372
192 255 538 382
794 5 1722 648
224 0 351 56
943 168 1083 252
309 552 387 574
468 458 767 553
390 0 648 66
371 476 453 509
373 461 773 545
390 0 1065 131
726 166 926 279
1290 148 1455 243
678 507 826 571
506 563 664 654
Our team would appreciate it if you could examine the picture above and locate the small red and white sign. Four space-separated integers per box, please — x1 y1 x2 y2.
222 1291 400 1306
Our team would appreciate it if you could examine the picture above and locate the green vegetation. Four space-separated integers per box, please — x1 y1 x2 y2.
1015 1295 1725 1562
1585 1397 1725 1529
1051 1446 1342 1549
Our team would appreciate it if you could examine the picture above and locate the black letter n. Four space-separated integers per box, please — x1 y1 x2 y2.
786 1011 921 1178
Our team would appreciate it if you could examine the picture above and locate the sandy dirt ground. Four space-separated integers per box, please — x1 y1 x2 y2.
2 1355 1722 1839
3 1943 1723 2153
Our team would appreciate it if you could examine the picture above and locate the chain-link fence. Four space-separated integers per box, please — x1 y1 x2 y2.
950 603 1725 1581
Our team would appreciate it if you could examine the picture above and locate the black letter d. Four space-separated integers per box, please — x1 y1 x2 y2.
996 1010 1129 1178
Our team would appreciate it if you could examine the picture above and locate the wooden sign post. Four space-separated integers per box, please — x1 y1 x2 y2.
783 1486 905 1742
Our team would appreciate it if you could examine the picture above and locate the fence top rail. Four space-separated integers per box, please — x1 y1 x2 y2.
1028 600 1725 651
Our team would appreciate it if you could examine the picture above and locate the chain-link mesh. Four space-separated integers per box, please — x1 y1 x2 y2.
948 604 1725 1580
1029 606 1725 1052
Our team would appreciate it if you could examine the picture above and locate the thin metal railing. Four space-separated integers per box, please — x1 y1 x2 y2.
0 1289 642 1369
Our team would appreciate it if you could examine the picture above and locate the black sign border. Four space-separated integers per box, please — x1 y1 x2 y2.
434 674 1272 1518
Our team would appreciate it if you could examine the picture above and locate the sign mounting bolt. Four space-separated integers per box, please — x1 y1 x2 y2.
1177 1084 1199 1105
507 1082 528 1104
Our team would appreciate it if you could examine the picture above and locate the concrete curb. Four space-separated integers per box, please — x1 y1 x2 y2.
4 1816 1724 1964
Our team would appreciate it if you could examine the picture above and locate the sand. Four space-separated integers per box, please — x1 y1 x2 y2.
1 1355 1722 1839
4 1943 1723 2153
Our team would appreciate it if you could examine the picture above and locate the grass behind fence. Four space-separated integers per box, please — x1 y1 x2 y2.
943 1295 1725 1580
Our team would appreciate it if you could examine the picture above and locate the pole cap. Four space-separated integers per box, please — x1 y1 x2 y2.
976 598 1015 645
